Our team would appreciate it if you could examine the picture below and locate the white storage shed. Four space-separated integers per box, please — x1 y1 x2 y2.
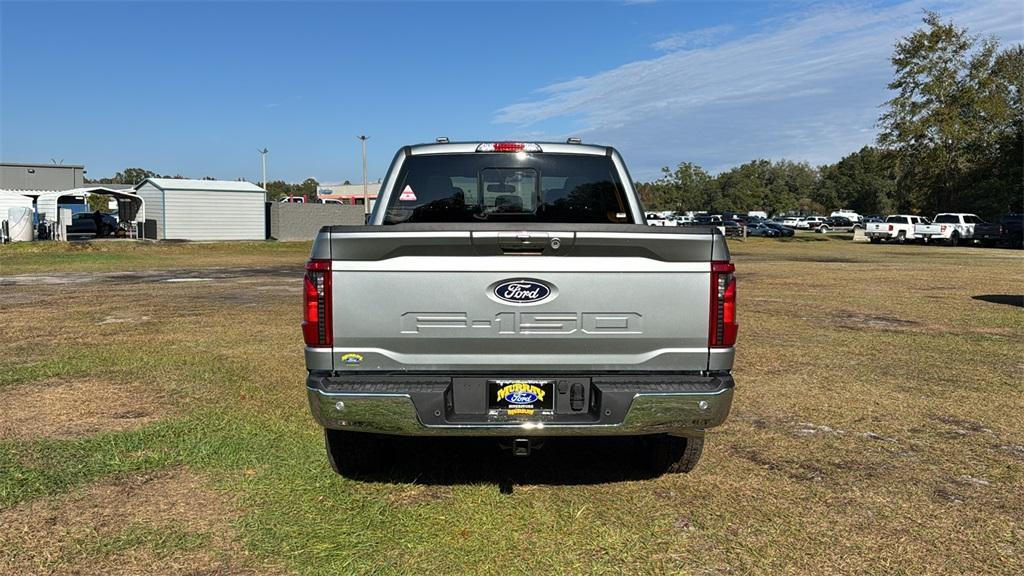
134 178 266 240
1 190 35 243
0 189 34 215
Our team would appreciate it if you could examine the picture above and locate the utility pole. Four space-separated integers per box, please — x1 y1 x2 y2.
257 148 268 190
357 135 369 215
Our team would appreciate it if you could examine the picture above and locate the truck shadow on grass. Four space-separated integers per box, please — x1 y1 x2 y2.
350 436 663 490
972 294 1023 308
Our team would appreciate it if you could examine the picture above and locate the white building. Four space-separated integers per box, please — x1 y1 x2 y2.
134 178 266 240
318 182 381 206
0 189 34 215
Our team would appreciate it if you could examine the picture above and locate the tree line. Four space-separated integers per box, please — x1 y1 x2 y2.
84 167 195 185
637 12 1022 220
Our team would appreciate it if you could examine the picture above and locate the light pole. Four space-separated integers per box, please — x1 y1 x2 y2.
257 148 268 190
357 135 369 215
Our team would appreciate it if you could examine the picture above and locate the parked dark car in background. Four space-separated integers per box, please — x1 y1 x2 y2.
693 214 723 226
972 218 1003 247
762 221 795 237
747 222 780 237
722 220 744 237
68 212 118 237
1000 214 1023 248
721 212 748 225
817 216 860 233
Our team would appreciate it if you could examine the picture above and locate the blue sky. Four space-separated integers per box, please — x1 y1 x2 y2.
1 1 1021 183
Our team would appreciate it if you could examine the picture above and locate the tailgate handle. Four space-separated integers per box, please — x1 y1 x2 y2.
498 231 548 254
471 231 574 255
498 231 549 245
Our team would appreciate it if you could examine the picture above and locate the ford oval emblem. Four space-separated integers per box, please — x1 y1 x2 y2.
493 279 552 304
505 390 539 404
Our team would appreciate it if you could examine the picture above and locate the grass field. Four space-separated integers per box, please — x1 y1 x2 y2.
1 237 1021 575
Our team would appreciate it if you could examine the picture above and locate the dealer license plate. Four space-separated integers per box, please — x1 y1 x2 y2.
487 379 553 414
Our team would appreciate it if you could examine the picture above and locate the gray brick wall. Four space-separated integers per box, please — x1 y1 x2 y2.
268 203 366 241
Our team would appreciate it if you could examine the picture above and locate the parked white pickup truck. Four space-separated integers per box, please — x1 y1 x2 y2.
795 216 827 230
914 213 988 246
865 215 929 244
830 209 862 223
645 213 678 227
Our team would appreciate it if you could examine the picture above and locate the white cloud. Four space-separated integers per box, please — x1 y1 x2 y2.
494 0 1024 178
651 25 734 51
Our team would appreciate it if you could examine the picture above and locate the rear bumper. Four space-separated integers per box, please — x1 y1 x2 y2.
306 372 734 437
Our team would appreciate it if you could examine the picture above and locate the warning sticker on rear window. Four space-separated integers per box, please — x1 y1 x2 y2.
398 185 417 201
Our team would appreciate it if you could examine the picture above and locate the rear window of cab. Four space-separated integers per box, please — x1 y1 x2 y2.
381 153 633 224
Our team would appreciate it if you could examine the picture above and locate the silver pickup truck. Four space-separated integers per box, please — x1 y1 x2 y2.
303 141 737 476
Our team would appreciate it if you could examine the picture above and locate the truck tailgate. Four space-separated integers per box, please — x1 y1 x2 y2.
309 224 727 373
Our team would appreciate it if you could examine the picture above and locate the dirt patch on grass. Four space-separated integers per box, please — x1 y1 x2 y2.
0 265 304 286
998 444 1024 461
934 415 992 434
833 311 920 331
0 379 172 441
0 468 282 575
830 310 1017 337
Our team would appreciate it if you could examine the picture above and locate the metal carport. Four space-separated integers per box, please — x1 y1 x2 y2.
32 187 145 225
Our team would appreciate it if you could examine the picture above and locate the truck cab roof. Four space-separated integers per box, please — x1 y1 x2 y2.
407 141 613 157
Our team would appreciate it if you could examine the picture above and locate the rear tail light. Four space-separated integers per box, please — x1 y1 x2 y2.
888 224 893 231
710 261 738 348
476 142 543 153
302 259 332 347
941 225 947 233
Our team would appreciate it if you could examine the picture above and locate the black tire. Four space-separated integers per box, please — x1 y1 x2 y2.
870 237 881 244
896 231 906 245
324 429 391 477
645 435 705 475
949 233 960 247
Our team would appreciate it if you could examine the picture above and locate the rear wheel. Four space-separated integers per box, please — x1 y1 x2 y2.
324 429 391 477
896 231 906 245
870 237 881 244
645 435 705 475
949 233 960 247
